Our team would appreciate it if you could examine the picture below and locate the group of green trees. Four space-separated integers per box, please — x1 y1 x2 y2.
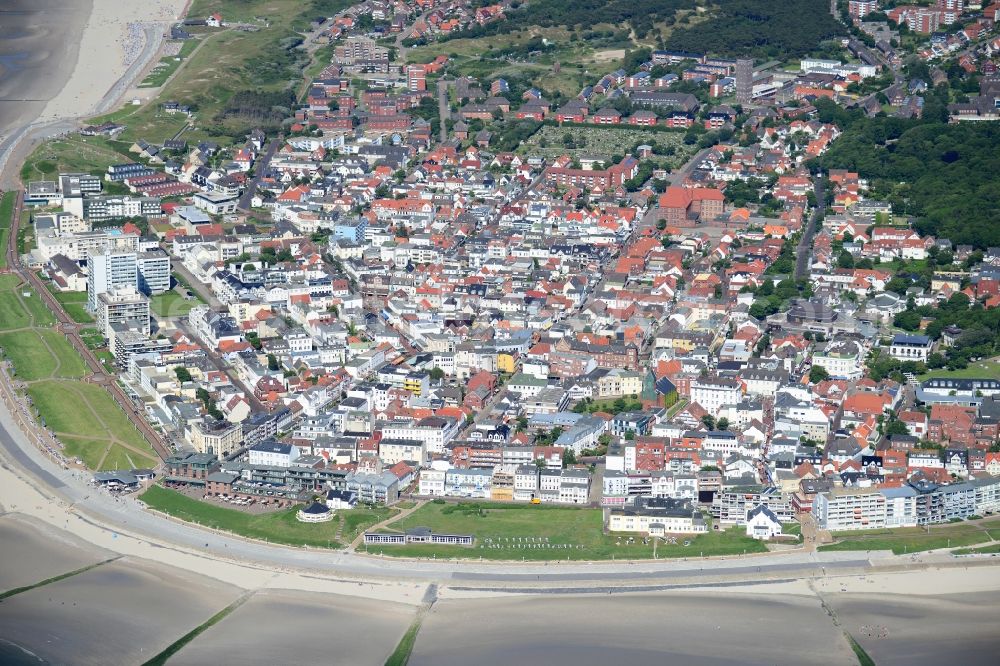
819 111 1000 248
216 89 296 133
748 277 813 320
893 293 1000 372
665 0 846 59
445 0 696 40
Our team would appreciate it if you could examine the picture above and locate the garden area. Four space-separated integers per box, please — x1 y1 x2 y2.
150 289 202 318
370 501 766 560
47 287 94 324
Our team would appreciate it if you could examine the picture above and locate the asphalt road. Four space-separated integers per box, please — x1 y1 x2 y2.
794 177 825 281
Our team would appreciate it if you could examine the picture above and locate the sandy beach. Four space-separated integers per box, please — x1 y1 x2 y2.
0 0 91 133
0 0 187 189
412 592 858 666
0 513 111 592
0 557 243 666
170 588 414 666
36 0 188 123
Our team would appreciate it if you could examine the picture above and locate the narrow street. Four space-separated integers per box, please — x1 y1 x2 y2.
794 176 825 281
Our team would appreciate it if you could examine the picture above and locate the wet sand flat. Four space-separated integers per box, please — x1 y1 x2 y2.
828 590 1000 666
0 0 90 131
411 592 857 666
0 557 243 666
171 588 415 666
0 513 112 592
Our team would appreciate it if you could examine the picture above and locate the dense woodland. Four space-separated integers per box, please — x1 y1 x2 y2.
665 0 846 59
446 0 697 40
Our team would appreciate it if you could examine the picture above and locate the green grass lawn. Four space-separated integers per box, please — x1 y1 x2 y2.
150 290 201 317
140 485 351 548
0 276 56 331
0 330 86 381
27 380 156 458
20 135 136 183
820 520 997 555
0 290 32 330
953 543 1000 555
139 39 201 88
101 442 157 471
60 435 113 470
48 288 94 324
371 502 766 560
918 361 1000 382
0 192 14 270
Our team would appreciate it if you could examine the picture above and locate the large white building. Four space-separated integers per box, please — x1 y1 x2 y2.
87 248 137 311
247 441 302 467
690 377 742 415
138 249 171 295
812 339 864 380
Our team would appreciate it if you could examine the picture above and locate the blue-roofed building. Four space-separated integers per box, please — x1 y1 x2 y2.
889 333 932 362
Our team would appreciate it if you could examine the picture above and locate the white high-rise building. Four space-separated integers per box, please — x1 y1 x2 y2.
138 249 171 295
87 248 137 312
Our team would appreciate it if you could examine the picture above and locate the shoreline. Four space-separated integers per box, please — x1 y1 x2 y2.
0 0 187 191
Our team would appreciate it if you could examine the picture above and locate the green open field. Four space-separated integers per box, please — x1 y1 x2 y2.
0 330 87 381
20 134 136 183
819 518 999 555
0 192 14 270
0 274 159 470
371 501 766 560
140 485 396 548
150 289 201 318
0 276 56 331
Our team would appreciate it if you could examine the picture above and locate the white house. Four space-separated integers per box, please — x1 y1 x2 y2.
745 504 783 540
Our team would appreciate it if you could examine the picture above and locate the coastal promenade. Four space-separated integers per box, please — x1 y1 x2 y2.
0 384 988 589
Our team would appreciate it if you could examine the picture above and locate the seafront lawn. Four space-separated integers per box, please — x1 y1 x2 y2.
0 275 56 330
27 380 157 461
140 485 396 548
0 330 87 381
0 192 14 270
819 519 998 555
371 502 766 561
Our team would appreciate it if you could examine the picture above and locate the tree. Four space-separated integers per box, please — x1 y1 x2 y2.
809 365 830 384
429 367 445 381
716 417 730 431
174 367 192 383
562 449 577 467
267 353 280 371
701 414 716 430
837 250 855 269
